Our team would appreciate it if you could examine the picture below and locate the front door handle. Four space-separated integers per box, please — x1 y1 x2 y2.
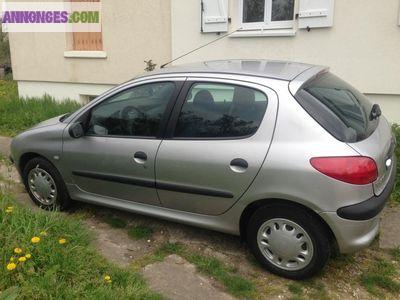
133 151 147 164
230 158 248 173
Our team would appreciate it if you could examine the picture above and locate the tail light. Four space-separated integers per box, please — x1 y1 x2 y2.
310 156 378 185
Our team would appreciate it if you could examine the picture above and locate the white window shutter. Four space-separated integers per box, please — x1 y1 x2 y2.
298 0 334 29
201 0 229 33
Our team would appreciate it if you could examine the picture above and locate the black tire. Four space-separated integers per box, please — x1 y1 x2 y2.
22 157 71 211
246 204 331 280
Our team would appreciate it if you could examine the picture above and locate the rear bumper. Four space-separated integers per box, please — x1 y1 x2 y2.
320 212 380 253
320 158 396 253
337 158 397 221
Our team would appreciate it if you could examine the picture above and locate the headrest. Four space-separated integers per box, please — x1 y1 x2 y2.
232 87 255 107
193 90 215 109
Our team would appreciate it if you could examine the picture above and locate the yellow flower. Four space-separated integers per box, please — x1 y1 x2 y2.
18 257 26 262
6 263 16 271
14 248 22 254
104 275 111 281
31 236 40 244
5 209 13 214
25 254 32 259
59 238 67 245
40 231 47 236
7 206 13 210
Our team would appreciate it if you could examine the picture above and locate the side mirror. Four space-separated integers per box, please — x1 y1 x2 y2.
69 122 85 138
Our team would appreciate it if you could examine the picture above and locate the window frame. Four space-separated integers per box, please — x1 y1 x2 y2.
239 0 295 30
80 80 184 140
165 80 269 141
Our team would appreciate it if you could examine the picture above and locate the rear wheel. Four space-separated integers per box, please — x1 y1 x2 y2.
246 204 330 279
23 157 71 210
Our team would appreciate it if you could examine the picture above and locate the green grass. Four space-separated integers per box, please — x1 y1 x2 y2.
0 79 82 137
128 225 153 240
186 253 254 298
288 282 303 295
392 124 400 205
360 258 400 297
103 215 127 229
391 247 400 261
287 280 329 300
0 193 161 299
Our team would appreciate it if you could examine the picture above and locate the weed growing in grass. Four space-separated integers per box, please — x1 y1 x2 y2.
128 225 153 240
0 193 161 299
360 258 400 296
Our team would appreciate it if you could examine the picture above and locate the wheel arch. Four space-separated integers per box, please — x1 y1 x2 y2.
239 198 337 248
19 152 54 176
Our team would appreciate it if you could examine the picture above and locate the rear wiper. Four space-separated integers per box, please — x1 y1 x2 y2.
369 104 381 121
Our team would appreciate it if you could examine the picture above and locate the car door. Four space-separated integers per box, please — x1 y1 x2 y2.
62 79 184 206
155 78 278 215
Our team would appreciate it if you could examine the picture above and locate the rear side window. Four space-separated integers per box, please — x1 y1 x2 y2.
295 72 378 143
174 83 268 138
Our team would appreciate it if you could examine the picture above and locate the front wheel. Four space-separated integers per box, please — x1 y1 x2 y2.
246 204 331 279
23 157 71 210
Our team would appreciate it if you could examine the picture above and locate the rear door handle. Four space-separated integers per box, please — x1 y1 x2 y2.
230 158 248 173
133 151 147 164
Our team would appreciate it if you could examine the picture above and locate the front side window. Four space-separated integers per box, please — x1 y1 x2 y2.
241 0 295 30
87 82 176 137
174 83 268 138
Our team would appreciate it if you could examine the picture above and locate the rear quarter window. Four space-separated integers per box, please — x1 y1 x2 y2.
294 72 378 143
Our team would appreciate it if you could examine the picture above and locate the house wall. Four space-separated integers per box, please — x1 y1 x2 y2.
170 0 400 123
8 0 172 102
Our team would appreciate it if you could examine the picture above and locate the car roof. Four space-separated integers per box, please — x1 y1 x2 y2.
138 59 320 81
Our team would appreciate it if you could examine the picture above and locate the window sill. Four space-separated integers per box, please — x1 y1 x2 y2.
230 29 296 38
64 51 107 59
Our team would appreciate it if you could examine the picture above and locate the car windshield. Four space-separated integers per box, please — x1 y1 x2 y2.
294 72 379 143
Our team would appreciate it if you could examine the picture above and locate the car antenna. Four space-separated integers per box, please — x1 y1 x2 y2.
160 28 242 69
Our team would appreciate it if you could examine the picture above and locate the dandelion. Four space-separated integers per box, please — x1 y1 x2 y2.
18 257 26 262
31 236 40 244
5 208 13 214
6 263 16 271
40 231 47 236
104 275 112 283
25 254 32 259
59 238 67 245
14 248 22 254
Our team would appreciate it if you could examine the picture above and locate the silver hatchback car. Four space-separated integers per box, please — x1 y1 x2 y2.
11 60 397 279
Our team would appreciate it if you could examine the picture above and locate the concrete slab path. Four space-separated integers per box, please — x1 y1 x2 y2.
143 254 234 300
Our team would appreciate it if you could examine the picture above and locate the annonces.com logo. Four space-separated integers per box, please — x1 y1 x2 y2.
1 2 102 32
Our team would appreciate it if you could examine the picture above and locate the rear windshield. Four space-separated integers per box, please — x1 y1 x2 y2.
294 72 379 143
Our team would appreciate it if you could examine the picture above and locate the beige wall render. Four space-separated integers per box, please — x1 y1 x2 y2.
171 0 400 122
8 0 172 102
